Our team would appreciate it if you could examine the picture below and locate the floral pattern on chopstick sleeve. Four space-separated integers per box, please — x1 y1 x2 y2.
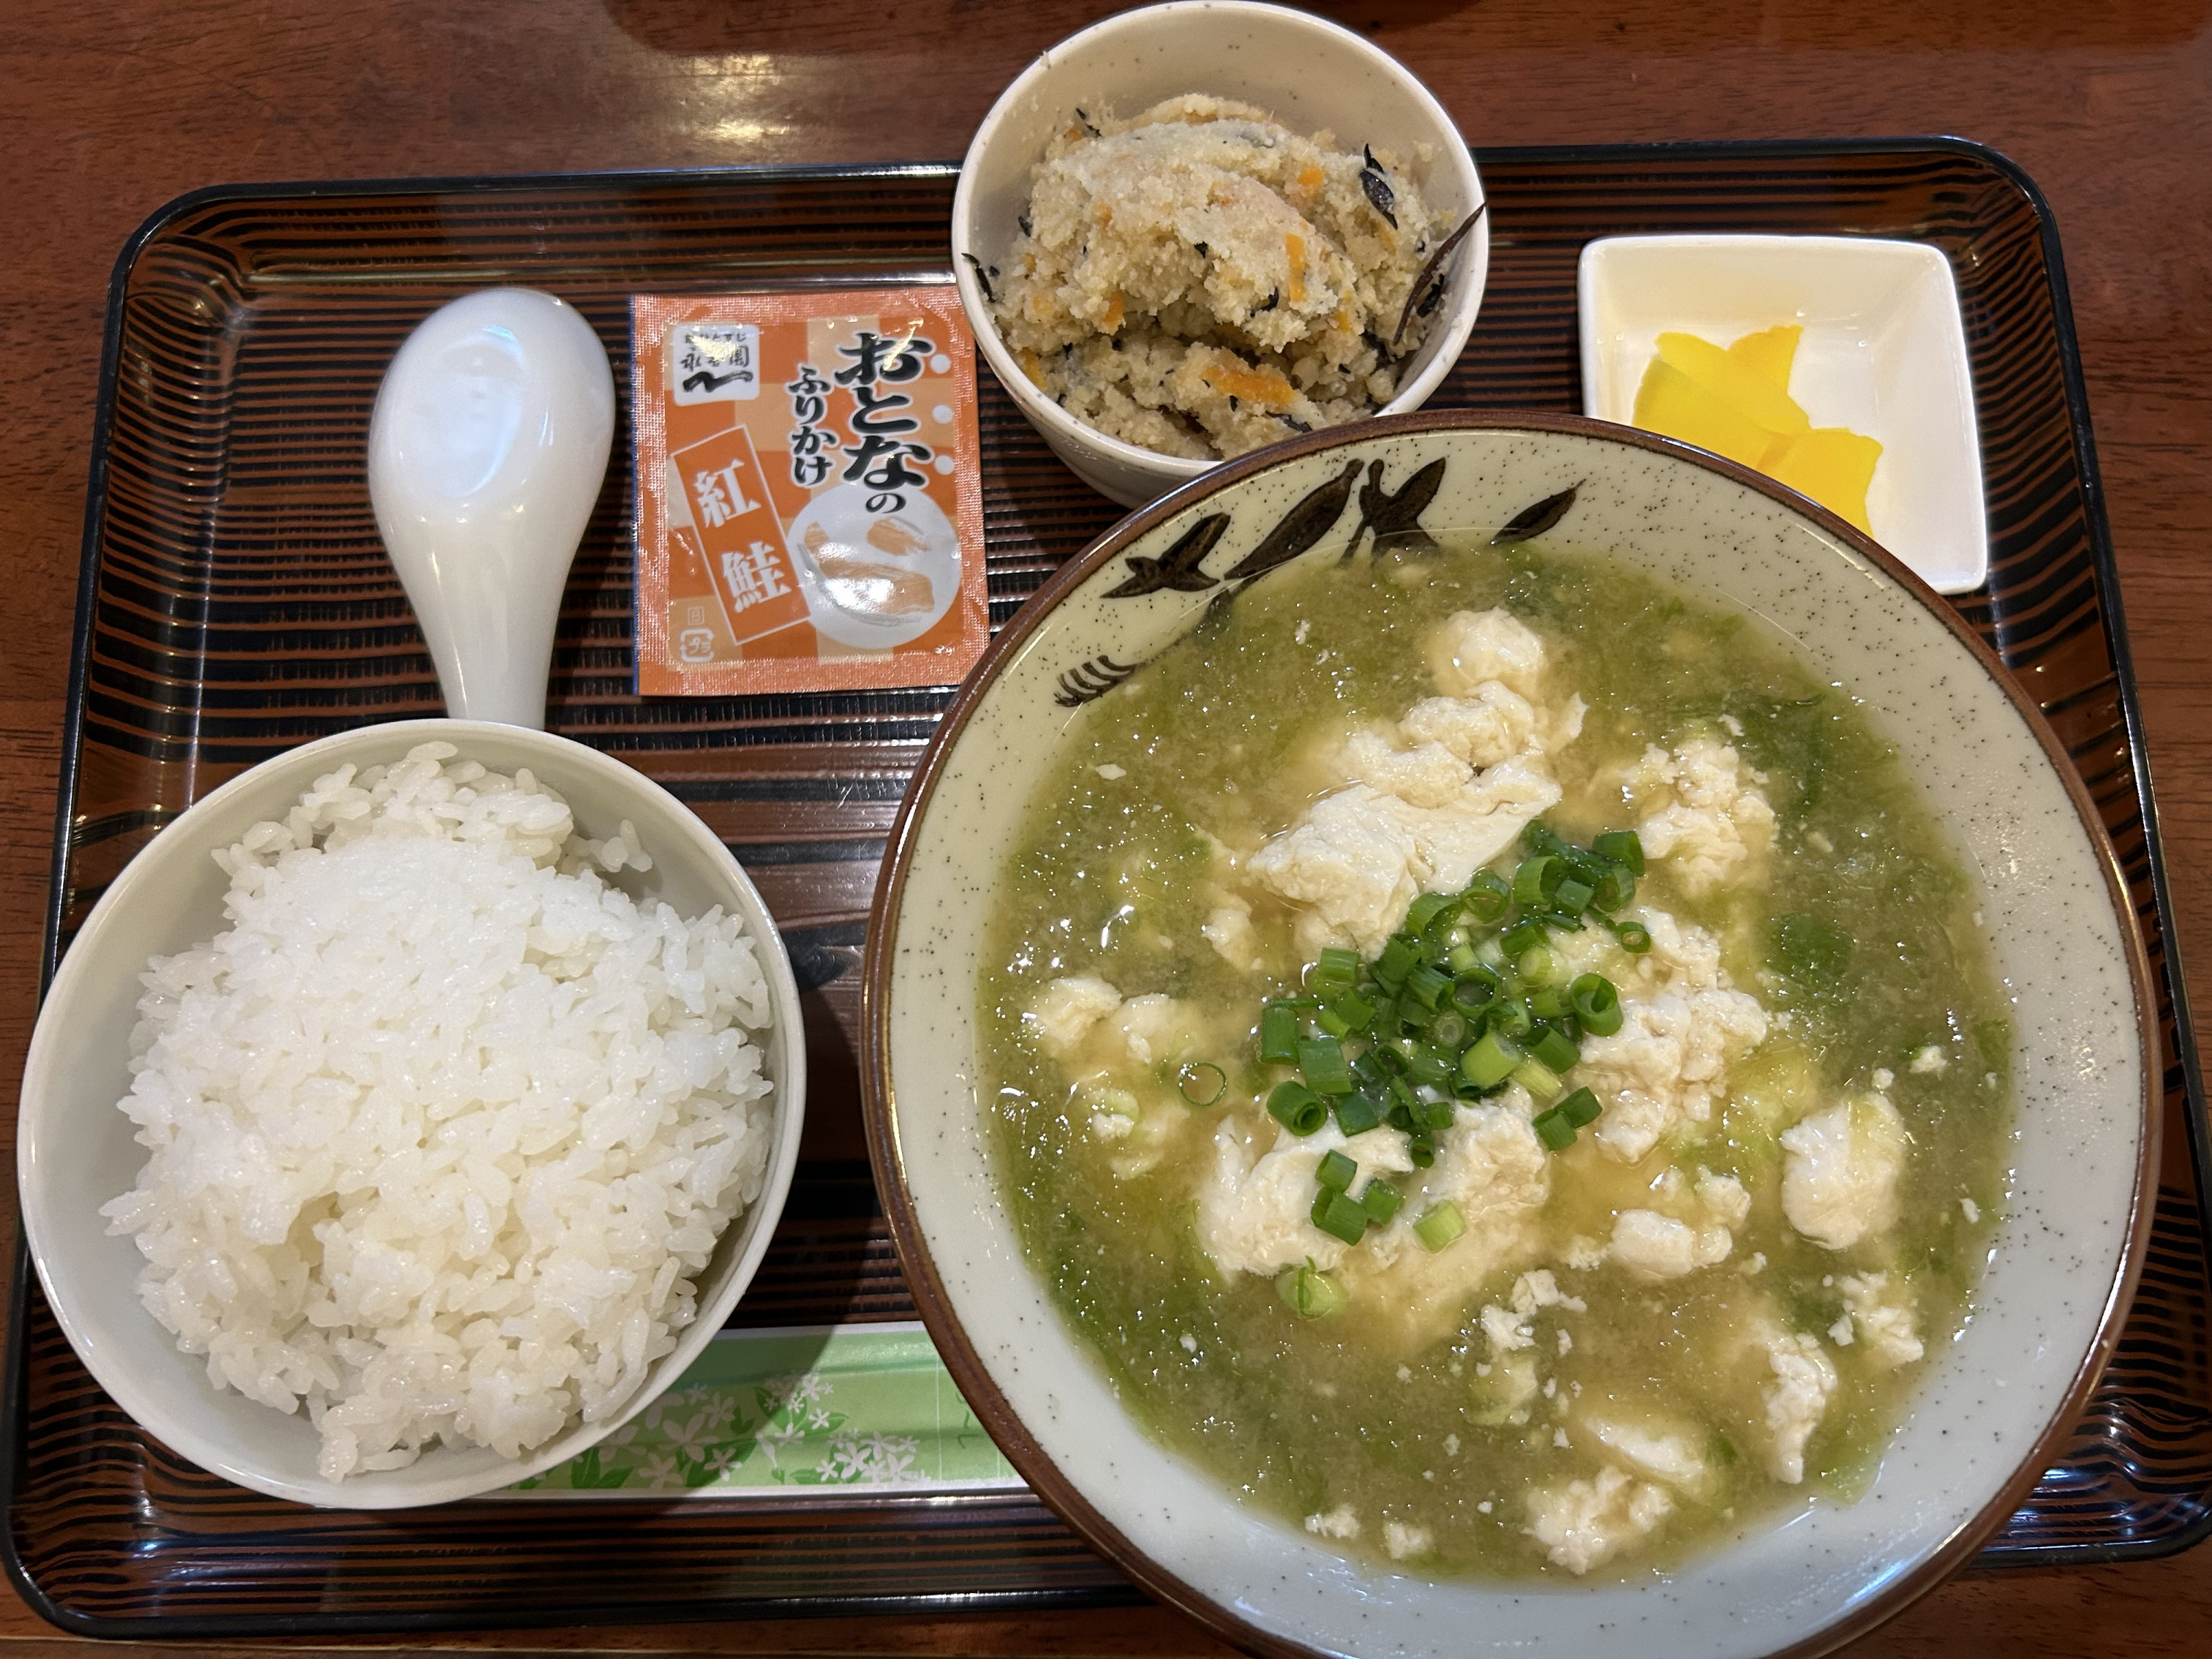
504 1323 1024 1497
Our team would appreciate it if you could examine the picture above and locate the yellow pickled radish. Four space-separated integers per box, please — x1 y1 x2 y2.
1767 426 1884 533
1654 331 1810 436
1630 323 1884 533
1633 359 1793 470
1726 324 1802 390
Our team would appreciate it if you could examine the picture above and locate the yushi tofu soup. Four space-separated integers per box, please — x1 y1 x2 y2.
979 538 2012 1579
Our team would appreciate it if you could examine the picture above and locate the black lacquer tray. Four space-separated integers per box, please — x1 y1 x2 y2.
7 138 2207 1637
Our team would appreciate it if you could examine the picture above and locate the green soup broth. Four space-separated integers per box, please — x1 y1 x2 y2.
978 537 2011 1579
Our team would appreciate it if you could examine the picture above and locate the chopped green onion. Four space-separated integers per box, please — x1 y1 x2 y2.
1490 997 1532 1039
1462 870 1511 922
1462 1031 1521 1088
1521 819 1569 858
1562 843 1608 879
1446 941 1481 977
1402 1045 1452 1086
1453 990 1496 1032
1322 989 1374 1037
1406 892 1458 934
1374 935 1418 988
1594 830 1646 875
1569 973 1623 1036
1511 855 1557 908
1405 963 1453 1011
1298 1037 1354 1096
1407 1132 1436 1168
1557 1086 1603 1128
1177 1061 1227 1107
1527 985 1568 1020
1335 1089 1385 1136
1268 1081 1326 1135
1413 1201 1467 1252
1591 866 1636 912
1554 876 1595 914
1501 919 1548 958
1456 959 1502 996
1530 1107 1576 1150
1419 1094 1456 1132
1530 1028 1580 1074
1278 1262 1347 1318
1311 1186 1369 1246
1609 917 1653 954
1312 946 1361 992
1351 1047 1393 1088
1316 1148 1358 1192
1514 1056 1566 1101
1361 1181 1403 1225
1516 944 1560 987
1259 1002 1301 1064
1428 1010 1467 1050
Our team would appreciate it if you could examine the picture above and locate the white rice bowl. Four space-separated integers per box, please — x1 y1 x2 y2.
97 742 778 1482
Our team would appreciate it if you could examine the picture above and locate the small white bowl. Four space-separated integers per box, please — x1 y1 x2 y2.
18 720 806 1509
953 0 1488 508
1579 233 1988 593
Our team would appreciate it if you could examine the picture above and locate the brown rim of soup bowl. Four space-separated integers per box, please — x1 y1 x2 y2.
858 410 2161 1659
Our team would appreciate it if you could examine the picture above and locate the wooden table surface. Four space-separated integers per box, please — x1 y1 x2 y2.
1 1 2208 1653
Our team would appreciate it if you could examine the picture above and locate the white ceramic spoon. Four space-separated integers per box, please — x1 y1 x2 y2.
367 287 616 728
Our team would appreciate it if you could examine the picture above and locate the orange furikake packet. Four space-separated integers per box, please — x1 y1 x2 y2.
631 288 987 695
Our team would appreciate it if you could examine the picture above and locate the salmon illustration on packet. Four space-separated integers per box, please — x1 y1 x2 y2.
632 287 987 694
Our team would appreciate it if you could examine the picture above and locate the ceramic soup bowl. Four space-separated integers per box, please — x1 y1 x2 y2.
862 413 2154 1658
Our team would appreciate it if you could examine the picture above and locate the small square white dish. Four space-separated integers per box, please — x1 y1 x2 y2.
1578 233 1987 593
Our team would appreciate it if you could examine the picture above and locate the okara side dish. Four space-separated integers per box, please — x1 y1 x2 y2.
980 542 2009 1577
987 95 1449 460
104 744 778 1481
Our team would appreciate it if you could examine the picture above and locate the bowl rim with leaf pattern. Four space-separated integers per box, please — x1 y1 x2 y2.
859 413 2157 1659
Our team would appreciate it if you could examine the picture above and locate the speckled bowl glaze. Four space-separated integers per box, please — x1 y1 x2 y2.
862 415 2156 1658
952 1 1488 508
18 720 807 1511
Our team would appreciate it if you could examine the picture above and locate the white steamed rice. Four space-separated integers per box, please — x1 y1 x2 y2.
100 742 777 1481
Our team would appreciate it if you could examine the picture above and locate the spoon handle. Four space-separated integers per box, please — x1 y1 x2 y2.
367 289 616 729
